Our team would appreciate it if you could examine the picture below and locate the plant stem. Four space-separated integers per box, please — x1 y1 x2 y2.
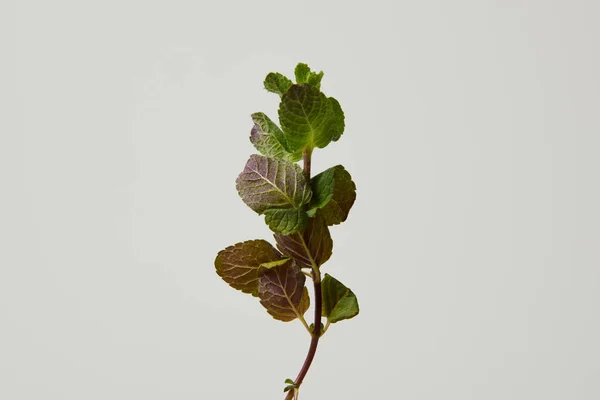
284 148 322 400
286 276 322 400
299 277 322 381
303 147 312 179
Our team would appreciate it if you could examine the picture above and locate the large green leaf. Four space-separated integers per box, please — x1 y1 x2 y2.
236 154 312 214
321 274 359 323
264 208 309 235
258 259 310 322
250 113 301 162
307 165 356 225
278 84 333 151
264 72 293 96
274 214 332 269
214 240 283 296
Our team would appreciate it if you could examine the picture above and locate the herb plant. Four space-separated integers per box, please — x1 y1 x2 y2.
214 63 359 399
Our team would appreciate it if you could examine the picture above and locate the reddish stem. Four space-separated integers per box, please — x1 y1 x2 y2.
284 148 322 400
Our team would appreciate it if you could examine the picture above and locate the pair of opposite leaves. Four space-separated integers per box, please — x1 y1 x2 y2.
214 218 359 324
236 155 356 235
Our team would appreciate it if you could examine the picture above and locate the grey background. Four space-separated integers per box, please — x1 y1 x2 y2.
2 1 599 399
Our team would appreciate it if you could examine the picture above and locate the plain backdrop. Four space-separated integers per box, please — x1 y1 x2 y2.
2 1 599 399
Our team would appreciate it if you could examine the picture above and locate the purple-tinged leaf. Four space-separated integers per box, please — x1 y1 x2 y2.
274 214 332 269
250 113 301 162
258 259 310 322
215 240 282 296
236 154 312 214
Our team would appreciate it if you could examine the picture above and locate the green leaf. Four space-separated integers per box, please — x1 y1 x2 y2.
274 214 332 268
251 112 287 150
264 208 309 235
264 72 293 96
279 84 333 151
294 63 311 84
321 274 359 323
308 165 356 225
307 71 324 90
294 63 324 90
250 113 301 162
214 240 283 296
284 379 295 385
236 154 312 214
328 97 345 141
258 259 310 322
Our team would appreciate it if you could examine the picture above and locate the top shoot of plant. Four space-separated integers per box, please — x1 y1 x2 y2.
214 63 359 399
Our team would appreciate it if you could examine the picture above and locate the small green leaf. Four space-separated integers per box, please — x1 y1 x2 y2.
236 154 312 214
284 379 295 385
308 165 356 226
264 208 309 235
294 63 324 90
214 240 282 296
284 385 294 393
264 72 293 96
309 322 325 333
328 97 345 141
321 274 359 323
250 113 301 162
258 259 310 322
274 214 332 268
307 71 324 90
279 84 333 151
294 63 311 84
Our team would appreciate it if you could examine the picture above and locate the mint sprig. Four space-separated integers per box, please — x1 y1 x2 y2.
214 63 359 399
